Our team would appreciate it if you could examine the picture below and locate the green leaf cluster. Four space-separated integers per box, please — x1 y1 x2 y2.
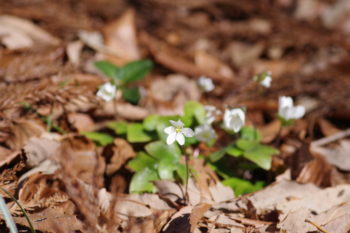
95 60 153 104
127 141 186 193
209 127 278 170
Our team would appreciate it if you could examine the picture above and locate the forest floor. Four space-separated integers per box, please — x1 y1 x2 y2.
1 0 350 232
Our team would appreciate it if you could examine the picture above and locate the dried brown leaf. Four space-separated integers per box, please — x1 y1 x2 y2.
103 9 140 64
0 14 60 49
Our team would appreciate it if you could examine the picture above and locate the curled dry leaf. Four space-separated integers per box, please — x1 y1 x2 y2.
13 173 69 214
68 112 95 132
103 138 136 175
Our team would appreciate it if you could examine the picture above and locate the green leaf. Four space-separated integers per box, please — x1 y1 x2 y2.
240 127 261 141
129 167 158 193
143 115 159 131
209 149 226 162
145 141 181 161
158 158 177 179
107 121 128 134
236 139 257 151
176 163 187 184
127 151 156 172
127 123 154 143
81 132 114 146
182 101 206 126
243 144 278 170
222 178 264 196
226 145 244 157
116 59 153 84
122 87 140 105
95 61 118 78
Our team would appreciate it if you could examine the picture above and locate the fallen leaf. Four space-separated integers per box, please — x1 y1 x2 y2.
23 136 60 167
103 9 140 64
311 139 350 171
68 112 95 132
190 203 211 233
194 50 234 79
318 118 341 137
103 138 136 175
66 40 84 65
259 120 281 143
0 15 60 49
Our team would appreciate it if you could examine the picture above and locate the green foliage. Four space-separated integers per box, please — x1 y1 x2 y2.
127 123 154 143
94 59 153 104
107 121 128 134
129 167 158 193
222 178 264 196
121 87 141 105
128 141 184 193
181 101 206 126
95 61 119 78
116 60 153 85
209 126 278 170
81 132 114 146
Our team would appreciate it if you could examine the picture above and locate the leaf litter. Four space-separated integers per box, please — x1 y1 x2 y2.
1 0 350 232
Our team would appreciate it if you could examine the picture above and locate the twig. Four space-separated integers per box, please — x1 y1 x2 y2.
311 128 350 147
305 219 329 233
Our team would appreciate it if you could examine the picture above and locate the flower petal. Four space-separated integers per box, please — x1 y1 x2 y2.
170 120 184 128
181 128 194 137
166 132 177 145
292 106 305 119
164 126 175 135
279 96 293 116
176 133 185 145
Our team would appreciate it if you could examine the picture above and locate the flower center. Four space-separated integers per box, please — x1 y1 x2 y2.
175 127 182 133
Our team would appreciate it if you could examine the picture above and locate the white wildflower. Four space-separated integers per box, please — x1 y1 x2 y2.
260 75 272 88
164 120 194 145
254 71 272 88
278 96 305 121
195 125 217 143
197 76 215 92
204 105 221 124
223 108 245 133
97 82 116 101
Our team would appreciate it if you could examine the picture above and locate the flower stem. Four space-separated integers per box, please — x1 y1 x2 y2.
185 153 189 204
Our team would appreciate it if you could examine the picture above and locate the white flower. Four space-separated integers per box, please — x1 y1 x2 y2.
223 108 245 133
195 125 217 143
97 82 116 101
198 76 215 92
278 96 305 121
164 120 194 145
204 105 221 124
254 71 272 88
260 75 272 88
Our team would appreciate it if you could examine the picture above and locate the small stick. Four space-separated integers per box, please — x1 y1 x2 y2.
311 128 350 147
305 219 329 233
